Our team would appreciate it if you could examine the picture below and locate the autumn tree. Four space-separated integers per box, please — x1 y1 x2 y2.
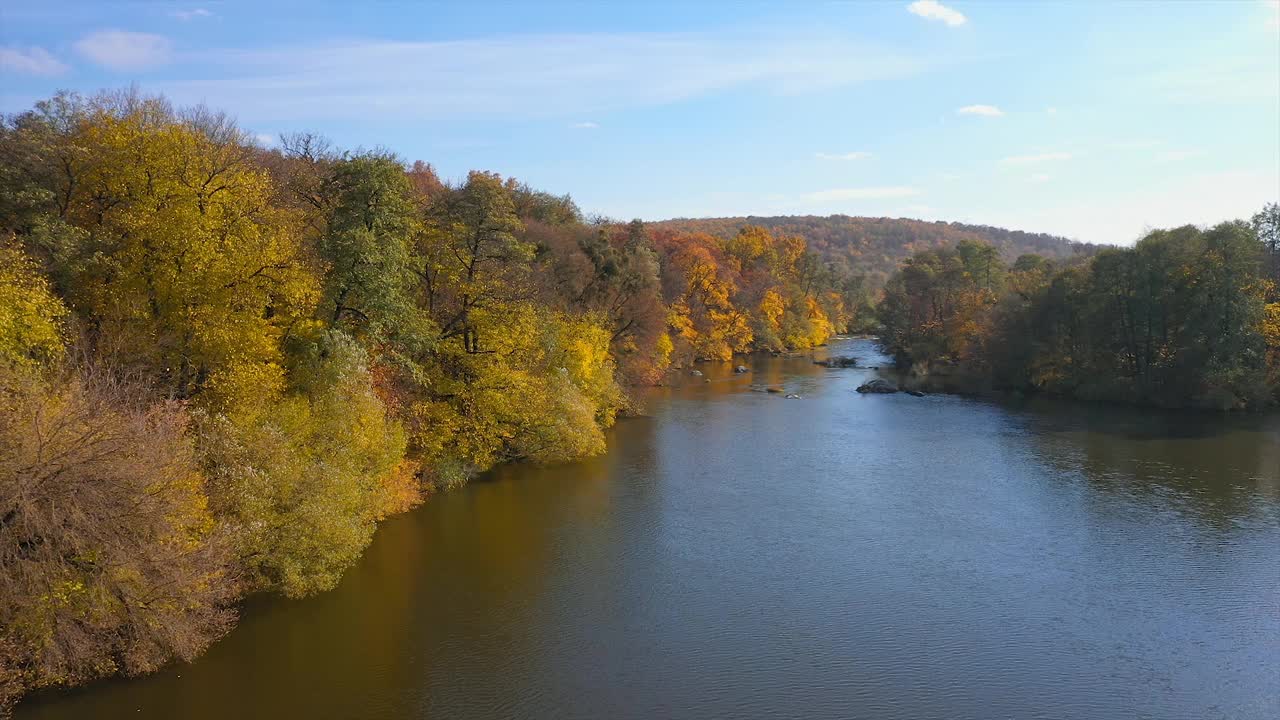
0 241 67 372
882 224 1275 408
0 365 235 710
1 92 317 406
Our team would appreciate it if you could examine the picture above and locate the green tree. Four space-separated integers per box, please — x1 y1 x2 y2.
317 153 424 340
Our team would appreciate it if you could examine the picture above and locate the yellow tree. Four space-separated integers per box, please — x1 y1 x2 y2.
661 235 752 361
54 95 316 404
1263 296 1280 398
0 240 67 372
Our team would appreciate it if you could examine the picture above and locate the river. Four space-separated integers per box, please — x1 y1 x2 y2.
17 339 1280 720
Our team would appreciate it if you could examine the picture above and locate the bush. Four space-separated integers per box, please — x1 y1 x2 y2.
0 365 234 710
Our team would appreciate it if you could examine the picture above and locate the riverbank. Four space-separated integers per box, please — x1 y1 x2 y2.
17 338 1280 720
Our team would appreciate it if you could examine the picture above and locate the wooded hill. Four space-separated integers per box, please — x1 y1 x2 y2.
651 215 1099 285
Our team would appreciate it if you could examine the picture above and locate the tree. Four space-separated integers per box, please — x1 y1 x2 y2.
882 225 1275 408
316 153 424 341
420 171 529 354
1253 202 1279 295
0 365 235 709
10 93 317 405
0 241 67 372
196 330 410 598
657 233 752 362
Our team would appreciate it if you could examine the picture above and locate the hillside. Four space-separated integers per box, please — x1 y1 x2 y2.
651 215 1099 285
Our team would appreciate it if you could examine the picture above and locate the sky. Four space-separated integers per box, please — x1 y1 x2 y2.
1 1 1278 245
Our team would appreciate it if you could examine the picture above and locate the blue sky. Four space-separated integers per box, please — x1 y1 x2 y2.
2 1 1277 245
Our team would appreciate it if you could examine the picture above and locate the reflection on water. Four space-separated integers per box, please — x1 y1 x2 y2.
19 339 1280 720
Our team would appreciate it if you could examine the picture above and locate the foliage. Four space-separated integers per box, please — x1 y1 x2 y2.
0 241 67 372
196 330 409 598
0 365 235 710
316 153 427 343
653 214 1096 288
880 219 1277 409
2 92 317 403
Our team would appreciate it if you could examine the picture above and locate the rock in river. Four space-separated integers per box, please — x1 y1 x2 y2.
856 378 899 394
815 356 859 368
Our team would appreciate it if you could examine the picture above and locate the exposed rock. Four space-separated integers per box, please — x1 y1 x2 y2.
815 356 859 368
690 370 703 377
856 378 899 394
734 365 749 374
785 393 801 399
766 387 784 394
905 389 926 397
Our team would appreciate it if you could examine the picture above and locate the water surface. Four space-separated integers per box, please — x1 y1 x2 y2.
19 339 1280 720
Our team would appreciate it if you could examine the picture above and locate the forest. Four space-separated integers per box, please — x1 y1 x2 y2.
653 214 1098 287
0 91 867 709
878 204 1280 409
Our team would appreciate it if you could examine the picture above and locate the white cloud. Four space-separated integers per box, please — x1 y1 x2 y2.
1266 1 1279 31
75 30 172 71
0 46 67 75
802 186 920 203
1029 173 1052 183
1000 151 1072 165
151 30 926 121
907 1 967 27
254 132 276 146
815 151 871 160
956 104 1003 116
570 121 599 129
171 8 213 21
1045 106 1058 115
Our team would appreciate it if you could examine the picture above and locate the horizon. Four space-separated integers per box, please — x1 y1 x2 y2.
2 0 1278 245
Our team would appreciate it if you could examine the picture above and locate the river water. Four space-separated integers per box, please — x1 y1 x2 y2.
17 339 1280 720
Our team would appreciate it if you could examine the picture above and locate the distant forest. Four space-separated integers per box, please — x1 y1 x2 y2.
652 215 1099 286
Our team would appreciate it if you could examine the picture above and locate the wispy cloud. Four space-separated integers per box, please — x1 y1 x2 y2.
894 204 936 217
0 46 67 75
803 186 920 203
570 121 599 129
75 30 172 70
957 104 1003 117
1156 149 1202 162
170 8 213 21
1029 173 1052 183
151 30 926 121
1001 151 1072 165
254 132 276 146
1138 55 1278 104
1110 138 1161 150
815 151 871 161
907 1 967 27
1266 0 1279 31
